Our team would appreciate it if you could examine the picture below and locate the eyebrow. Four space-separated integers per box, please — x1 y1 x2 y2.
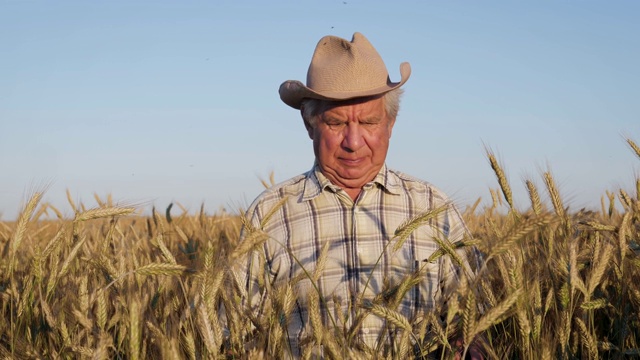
323 115 382 122
322 115 346 123
360 116 382 123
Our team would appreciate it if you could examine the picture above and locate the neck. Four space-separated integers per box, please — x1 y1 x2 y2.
343 187 361 202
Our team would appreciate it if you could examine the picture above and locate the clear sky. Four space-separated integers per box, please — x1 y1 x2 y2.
2 0 639 220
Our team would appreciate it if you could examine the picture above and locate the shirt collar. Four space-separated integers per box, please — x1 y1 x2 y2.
301 162 402 201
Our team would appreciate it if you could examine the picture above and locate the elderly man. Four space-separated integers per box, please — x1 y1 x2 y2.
237 32 480 358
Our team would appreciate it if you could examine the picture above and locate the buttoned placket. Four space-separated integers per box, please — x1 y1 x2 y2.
352 182 377 340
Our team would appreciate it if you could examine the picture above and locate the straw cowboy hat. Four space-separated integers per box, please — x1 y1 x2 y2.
279 32 411 109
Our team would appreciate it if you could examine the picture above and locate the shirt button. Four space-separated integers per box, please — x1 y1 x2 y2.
363 328 369 334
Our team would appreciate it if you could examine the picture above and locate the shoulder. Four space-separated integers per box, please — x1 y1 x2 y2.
245 172 309 217
388 169 452 206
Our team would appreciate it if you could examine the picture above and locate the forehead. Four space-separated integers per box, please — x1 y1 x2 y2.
322 96 386 118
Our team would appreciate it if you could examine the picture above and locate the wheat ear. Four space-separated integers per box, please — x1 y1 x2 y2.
134 263 186 276
525 179 542 215
627 137 640 160
393 205 449 251
471 287 523 338
9 192 43 271
486 147 514 209
543 171 566 220
74 207 135 221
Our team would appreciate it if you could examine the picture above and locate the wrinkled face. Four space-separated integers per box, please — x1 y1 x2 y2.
304 96 395 191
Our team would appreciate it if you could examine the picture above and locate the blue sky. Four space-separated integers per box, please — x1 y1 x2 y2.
1 0 639 219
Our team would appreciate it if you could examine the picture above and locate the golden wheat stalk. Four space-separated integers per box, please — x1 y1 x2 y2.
182 331 197 360
481 279 497 308
230 229 269 260
45 203 64 220
525 179 542 215
426 312 450 350
66 188 78 214
580 298 608 310
73 308 93 330
462 280 477 346
57 235 87 280
174 225 189 242
74 207 135 222
210 312 224 351
368 302 413 332
308 291 323 345
618 189 633 210
532 280 542 341
322 332 342 359
486 148 514 209
627 137 640 160
259 196 289 229
41 227 66 259
396 331 412 359
489 188 500 210
463 197 482 218
32 202 49 222
607 190 616 217
543 171 566 220
9 192 43 263
203 270 224 313
488 213 554 259
393 205 448 251
93 193 106 208
581 221 616 232
428 236 465 270
197 304 218 355
154 231 177 265
471 287 523 337
39 294 56 330
390 272 423 309
575 317 598 359
516 307 531 348
445 277 463 326
129 300 141 360
92 332 112 360
268 320 283 355
281 284 296 323
79 275 90 315
569 241 588 297
134 263 186 276
72 346 94 358
312 241 330 282
619 211 631 265
587 243 613 296
96 290 108 331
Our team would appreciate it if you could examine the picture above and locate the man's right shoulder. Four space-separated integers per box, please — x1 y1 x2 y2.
245 172 310 214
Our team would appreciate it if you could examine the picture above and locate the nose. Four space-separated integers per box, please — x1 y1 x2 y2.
342 122 364 153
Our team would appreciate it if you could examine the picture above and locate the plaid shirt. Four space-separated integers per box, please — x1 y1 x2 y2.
238 164 473 355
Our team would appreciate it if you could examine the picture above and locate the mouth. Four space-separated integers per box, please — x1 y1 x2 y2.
339 157 365 166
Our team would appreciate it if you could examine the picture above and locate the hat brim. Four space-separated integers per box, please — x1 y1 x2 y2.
279 62 411 110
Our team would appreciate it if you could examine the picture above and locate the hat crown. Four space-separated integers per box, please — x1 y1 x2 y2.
279 32 411 109
306 33 389 93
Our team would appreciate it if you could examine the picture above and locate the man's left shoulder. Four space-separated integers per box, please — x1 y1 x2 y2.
387 169 451 203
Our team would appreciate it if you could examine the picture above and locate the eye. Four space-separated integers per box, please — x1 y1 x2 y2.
360 119 381 126
324 118 346 128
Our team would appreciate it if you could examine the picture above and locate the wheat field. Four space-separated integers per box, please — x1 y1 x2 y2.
1 139 639 359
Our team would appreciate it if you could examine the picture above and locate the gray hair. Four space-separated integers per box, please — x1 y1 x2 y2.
301 88 404 127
